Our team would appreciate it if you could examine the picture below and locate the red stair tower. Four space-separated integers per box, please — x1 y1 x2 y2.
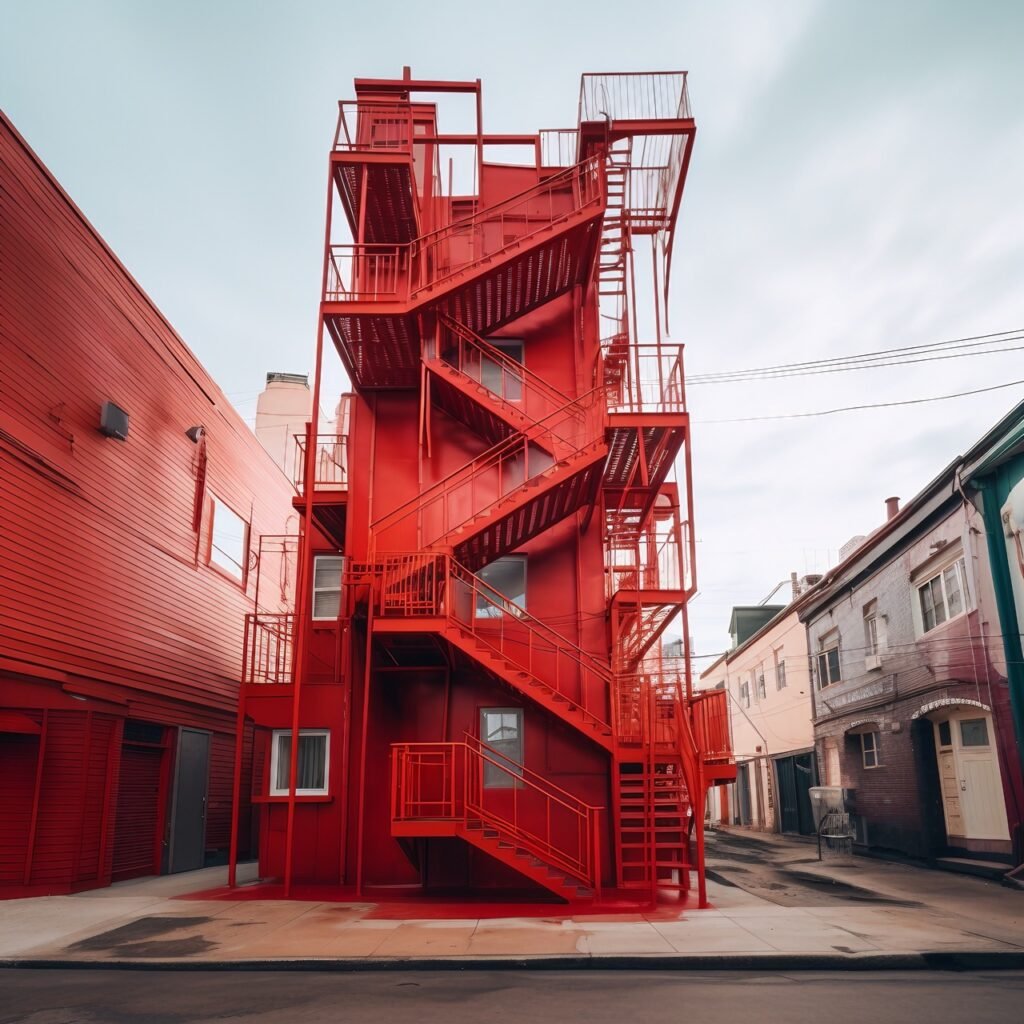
229 69 734 908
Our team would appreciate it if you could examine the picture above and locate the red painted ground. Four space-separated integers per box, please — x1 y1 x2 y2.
178 883 697 920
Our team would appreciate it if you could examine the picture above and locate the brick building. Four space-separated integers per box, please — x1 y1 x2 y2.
800 404 1024 867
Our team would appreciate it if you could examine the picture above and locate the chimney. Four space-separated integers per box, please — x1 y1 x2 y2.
885 496 900 521
790 571 800 600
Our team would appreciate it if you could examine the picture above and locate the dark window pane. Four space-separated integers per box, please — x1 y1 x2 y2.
959 718 989 747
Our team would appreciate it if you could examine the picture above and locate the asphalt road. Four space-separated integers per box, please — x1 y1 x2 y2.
705 829 915 907
2 970 1023 1024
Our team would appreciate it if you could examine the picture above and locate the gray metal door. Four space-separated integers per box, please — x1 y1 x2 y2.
735 764 752 826
168 728 210 873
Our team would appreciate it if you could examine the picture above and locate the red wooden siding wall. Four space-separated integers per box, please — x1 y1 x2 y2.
0 111 293 894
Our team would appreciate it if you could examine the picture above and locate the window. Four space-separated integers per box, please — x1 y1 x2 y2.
860 730 880 768
960 718 989 747
481 340 524 401
481 708 523 788
937 720 952 747
816 635 842 689
917 556 969 633
270 729 329 795
312 555 344 620
774 649 787 690
209 495 249 582
475 556 527 619
739 679 750 708
755 665 766 701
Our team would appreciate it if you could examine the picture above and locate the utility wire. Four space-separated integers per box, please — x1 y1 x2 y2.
689 342 1024 386
697 377 1024 425
687 328 1023 385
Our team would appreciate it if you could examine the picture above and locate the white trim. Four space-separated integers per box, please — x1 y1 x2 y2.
312 554 344 621
911 698 991 720
270 728 330 796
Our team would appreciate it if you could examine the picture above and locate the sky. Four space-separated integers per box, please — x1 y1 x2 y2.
2 0 1023 663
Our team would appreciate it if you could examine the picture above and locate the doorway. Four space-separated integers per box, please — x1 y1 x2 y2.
775 752 817 835
167 728 210 873
931 710 1010 843
735 763 752 826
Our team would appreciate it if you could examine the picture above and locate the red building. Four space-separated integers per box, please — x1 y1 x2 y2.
0 113 296 895
233 70 733 906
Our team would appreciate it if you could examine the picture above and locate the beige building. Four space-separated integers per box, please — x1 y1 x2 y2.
700 582 818 834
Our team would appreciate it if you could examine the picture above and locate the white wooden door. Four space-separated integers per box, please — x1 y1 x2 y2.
953 714 1010 841
933 719 964 838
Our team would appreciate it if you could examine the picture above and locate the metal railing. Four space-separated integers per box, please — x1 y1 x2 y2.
294 434 349 491
373 552 612 727
690 688 732 762
242 613 294 685
391 735 601 890
613 670 685 747
539 129 579 167
325 244 407 301
433 315 588 442
370 386 605 549
605 515 684 597
579 72 691 123
325 157 604 304
604 343 686 415
333 100 415 153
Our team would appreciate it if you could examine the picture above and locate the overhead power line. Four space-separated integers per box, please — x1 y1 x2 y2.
697 377 1024 424
688 329 1024 386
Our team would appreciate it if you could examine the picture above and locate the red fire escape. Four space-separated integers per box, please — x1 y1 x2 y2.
231 70 734 908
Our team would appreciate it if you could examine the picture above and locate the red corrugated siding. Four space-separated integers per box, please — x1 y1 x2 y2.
112 745 164 880
0 114 291 894
0 732 40 883
206 732 235 852
0 115 294 715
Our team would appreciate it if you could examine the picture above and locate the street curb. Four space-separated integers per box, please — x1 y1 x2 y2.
4 952 1024 972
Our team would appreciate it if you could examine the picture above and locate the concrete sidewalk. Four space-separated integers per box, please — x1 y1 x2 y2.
2 845 1023 967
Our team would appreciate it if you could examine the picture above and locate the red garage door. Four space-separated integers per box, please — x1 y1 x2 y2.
112 738 166 881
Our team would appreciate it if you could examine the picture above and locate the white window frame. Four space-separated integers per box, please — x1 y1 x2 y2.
739 679 751 708
755 664 766 702
312 554 344 621
915 555 970 635
774 649 787 690
270 729 330 796
209 494 249 583
815 633 842 689
480 707 524 789
860 730 881 769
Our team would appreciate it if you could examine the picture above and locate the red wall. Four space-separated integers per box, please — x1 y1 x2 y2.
0 113 294 893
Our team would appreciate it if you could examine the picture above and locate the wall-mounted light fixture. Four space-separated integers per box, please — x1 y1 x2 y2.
99 401 129 440
185 425 205 443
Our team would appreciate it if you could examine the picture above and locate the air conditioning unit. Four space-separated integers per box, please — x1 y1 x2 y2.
864 654 882 671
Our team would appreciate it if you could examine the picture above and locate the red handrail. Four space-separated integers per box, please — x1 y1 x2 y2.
374 552 612 728
325 156 604 304
370 386 606 546
390 738 601 890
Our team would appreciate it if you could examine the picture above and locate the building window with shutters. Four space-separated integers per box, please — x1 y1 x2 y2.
270 729 330 795
480 708 523 788
312 555 344 620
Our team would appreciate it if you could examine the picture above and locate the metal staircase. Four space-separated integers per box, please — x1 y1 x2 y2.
391 735 602 902
375 553 614 751
371 388 608 570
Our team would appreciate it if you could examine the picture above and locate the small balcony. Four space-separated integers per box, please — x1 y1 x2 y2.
293 434 349 546
242 613 294 687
